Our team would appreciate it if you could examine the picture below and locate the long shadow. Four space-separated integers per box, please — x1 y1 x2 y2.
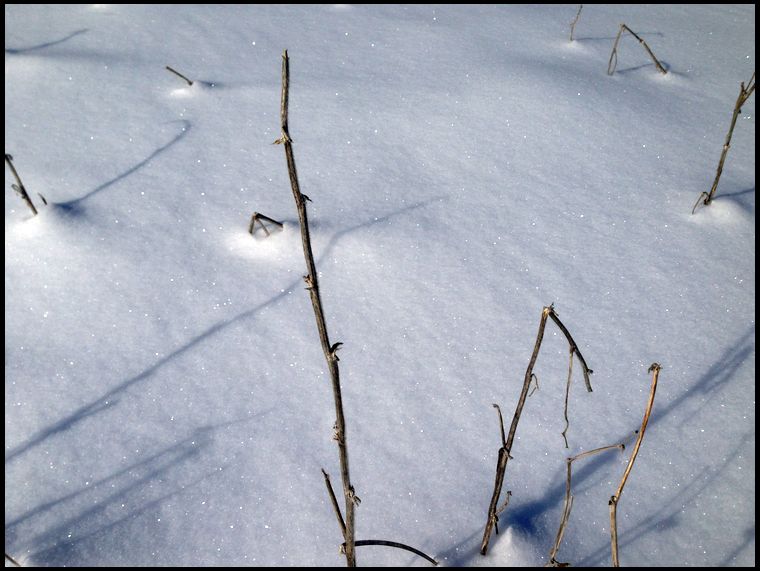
57 120 191 209
713 186 755 214
616 60 671 75
462 324 754 557
5 196 445 465
5 29 88 54
576 31 663 42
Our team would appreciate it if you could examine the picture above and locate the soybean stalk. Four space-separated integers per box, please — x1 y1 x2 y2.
693 72 756 213
5 154 38 216
607 24 667 76
569 5 583 42
609 363 661 567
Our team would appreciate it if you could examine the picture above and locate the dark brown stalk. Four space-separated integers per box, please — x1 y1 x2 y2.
608 24 667 76
165 65 193 86
569 5 583 42
609 363 661 567
546 443 625 567
276 49 356 567
322 468 347 539
5 154 38 216
349 540 438 566
693 72 756 213
481 305 594 555
5 553 21 567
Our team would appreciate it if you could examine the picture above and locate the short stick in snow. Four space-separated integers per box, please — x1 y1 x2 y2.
5 553 21 567
569 5 583 42
546 443 625 567
5 154 39 216
248 212 283 237
607 24 667 76
481 304 593 556
692 71 756 214
165 65 193 86
609 363 661 567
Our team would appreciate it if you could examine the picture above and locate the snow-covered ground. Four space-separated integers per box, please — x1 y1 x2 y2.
5 4 754 567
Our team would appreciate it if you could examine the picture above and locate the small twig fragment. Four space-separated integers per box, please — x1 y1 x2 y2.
165 65 193 86
5 154 38 215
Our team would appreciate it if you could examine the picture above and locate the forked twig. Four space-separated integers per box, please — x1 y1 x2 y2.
546 443 625 567
609 363 661 567
481 304 594 555
569 5 583 42
165 65 193 86
248 212 284 237
348 540 438 566
607 24 667 76
693 72 756 213
5 154 38 216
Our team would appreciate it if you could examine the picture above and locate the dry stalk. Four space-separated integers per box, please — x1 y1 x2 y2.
607 24 667 76
569 5 583 42
5 554 21 567
609 363 661 567
546 443 625 567
480 304 594 555
275 49 357 567
5 154 38 216
165 65 193 86
248 212 284 237
693 72 756 213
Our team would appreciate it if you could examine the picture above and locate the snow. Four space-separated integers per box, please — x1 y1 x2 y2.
5 4 754 567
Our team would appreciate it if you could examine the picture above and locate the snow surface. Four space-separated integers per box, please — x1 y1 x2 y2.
5 4 755 567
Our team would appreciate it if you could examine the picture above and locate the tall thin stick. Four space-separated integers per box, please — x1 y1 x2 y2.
546 443 625 567
693 72 756 213
609 363 661 567
607 24 667 76
481 304 594 555
569 5 583 42
276 49 357 567
5 154 38 216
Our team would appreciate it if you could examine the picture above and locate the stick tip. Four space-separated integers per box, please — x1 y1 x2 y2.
648 362 661 373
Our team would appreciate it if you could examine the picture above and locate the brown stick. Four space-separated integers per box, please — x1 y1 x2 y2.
481 305 593 555
5 154 38 216
276 50 357 567
609 363 661 567
5 554 21 567
546 444 625 567
165 65 193 86
322 468 347 539
569 5 583 42
350 540 438 566
560 350 573 449
693 72 756 213
607 24 667 76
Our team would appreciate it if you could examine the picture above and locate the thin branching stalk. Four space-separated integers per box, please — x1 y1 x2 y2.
546 443 625 567
275 49 358 567
569 5 583 42
5 154 38 216
609 363 661 567
248 212 283 237
349 540 438 566
481 304 594 555
693 72 756 213
165 65 193 86
607 24 667 76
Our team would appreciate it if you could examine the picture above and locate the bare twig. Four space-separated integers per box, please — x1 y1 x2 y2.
546 443 625 567
607 24 667 76
165 65 193 86
560 349 573 449
569 5 583 42
5 553 21 567
5 154 38 216
693 72 756 213
492 403 506 448
276 49 357 567
349 540 438 566
248 212 284 237
609 363 661 567
322 468 347 539
481 304 593 555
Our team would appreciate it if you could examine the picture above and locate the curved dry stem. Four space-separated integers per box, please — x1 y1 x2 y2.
351 540 438 566
569 5 583 42
609 363 661 567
